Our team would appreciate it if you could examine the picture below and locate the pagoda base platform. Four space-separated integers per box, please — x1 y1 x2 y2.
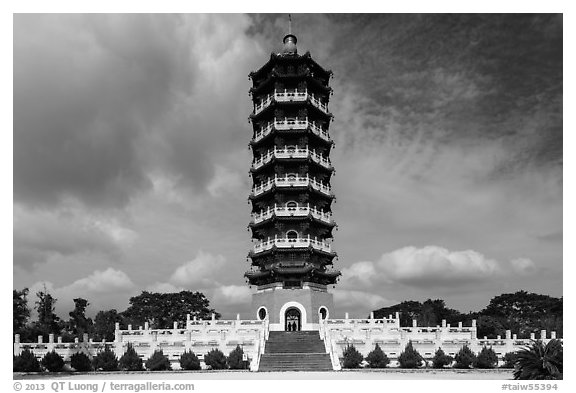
251 282 334 331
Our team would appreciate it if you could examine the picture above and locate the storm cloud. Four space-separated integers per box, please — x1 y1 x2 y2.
14 14 562 318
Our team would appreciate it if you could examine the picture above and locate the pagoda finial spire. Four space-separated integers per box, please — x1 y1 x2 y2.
282 14 297 54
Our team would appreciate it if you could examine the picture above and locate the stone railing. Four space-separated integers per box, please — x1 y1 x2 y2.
252 117 332 144
252 318 270 371
252 235 332 254
253 89 330 117
322 315 560 368
14 315 266 371
250 204 334 225
250 175 333 198
251 146 332 171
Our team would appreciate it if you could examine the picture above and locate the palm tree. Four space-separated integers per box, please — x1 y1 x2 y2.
513 339 562 380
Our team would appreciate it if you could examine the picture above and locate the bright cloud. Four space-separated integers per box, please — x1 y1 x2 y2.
169 250 226 288
510 258 537 275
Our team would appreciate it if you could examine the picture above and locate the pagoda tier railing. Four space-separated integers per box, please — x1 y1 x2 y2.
250 203 334 225
251 235 332 254
253 89 330 116
253 117 331 144
250 174 333 198
251 146 333 171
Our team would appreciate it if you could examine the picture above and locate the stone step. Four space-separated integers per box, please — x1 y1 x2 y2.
259 330 333 371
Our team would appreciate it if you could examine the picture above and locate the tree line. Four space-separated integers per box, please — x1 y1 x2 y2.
13 288 221 343
372 290 563 339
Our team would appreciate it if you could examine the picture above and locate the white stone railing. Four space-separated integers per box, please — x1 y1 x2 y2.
253 118 332 144
251 203 334 225
320 320 341 370
252 235 332 254
322 316 561 367
251 146 333 171
253 90 330 116
252 318 270 371
250 175 333 198
14 316 266 370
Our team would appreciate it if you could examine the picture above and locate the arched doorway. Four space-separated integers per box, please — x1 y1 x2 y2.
285 307 301 331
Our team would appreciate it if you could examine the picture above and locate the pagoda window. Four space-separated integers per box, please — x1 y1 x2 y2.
286 230 298 241
286 201 298 210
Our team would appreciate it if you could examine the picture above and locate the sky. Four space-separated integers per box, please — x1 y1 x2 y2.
13 14 563 320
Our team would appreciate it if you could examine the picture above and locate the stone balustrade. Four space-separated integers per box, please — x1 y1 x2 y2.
251 203 334 225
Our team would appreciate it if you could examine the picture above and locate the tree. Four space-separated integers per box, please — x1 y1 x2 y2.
227 345 248 369
13 288 30 332
13 349 41 372
145 350 172 371
474 346 498 369
365 344 390 368
35 287 60 336
179 350 201 370
502 352 518 368
70 352 93 372
398 341 423 368
454 345 476 369
373 299 464 327
93 347 119 371
119 343 143 371
68 298 93 337
122 291 221 329
474 315 506 339
432 347 453 368
513 339 562 380
481 291 563 338
342 344 364 368
93 309 124 342
41 350 65 372
204 348 227 370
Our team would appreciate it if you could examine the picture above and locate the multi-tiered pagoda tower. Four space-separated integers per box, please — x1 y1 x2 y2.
245 30 341 331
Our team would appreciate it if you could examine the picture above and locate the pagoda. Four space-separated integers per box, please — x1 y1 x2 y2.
245 26 341 331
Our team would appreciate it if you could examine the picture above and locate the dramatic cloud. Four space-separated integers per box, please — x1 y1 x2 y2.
510 258 537 275
28 268 136 318
13 14 562 318
169 250 227 288
342 246 500 289
13 204 136 268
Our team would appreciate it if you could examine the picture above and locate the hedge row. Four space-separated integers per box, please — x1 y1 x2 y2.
13 345 249 372
342 342 513 369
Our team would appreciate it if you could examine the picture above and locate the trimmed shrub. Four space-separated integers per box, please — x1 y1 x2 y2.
502 352 518 368
227 345 248 370
365 344 390 368
513 339 562 380
119 343 143 371
398 341 423 369
342 344 364 369
146 349 171 371
432 347 453 369
13 349 41 372
474 346 498 369
204 348 228 370
454 345 476 369
41 350 65 372
93 347 119 371
179 350 201 370
70 352 93 372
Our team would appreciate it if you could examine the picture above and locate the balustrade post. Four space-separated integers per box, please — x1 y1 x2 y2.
57 337 62 344
551 331 557 339
38 335 43 344
513 334 517 340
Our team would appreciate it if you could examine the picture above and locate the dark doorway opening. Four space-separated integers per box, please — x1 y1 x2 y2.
285 307 301 331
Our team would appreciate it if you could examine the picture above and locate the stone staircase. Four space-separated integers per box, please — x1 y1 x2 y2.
258 331 333 371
